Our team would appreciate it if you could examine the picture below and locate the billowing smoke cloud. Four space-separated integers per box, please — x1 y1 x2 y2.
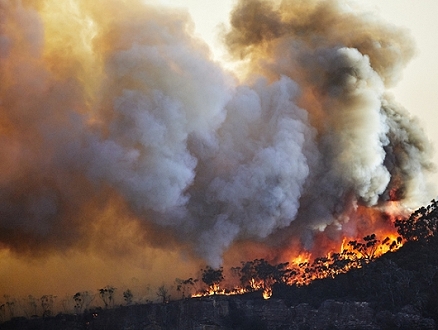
0 0 434 271
224 0 434 255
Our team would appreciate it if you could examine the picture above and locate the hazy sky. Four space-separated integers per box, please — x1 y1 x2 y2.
1 0 436 303
160 0 438 182
367 1 438 161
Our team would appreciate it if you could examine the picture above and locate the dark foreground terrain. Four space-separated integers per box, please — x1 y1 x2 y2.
0 293 435 330
0 240 438 330
3 237 438 330
3 238 438 330
4 201 438 329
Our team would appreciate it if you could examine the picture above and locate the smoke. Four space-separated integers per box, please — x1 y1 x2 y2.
0 0 434 280
222 0 434 249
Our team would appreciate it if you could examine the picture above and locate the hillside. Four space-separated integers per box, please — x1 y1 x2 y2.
3 201 438 329
0 240 438 330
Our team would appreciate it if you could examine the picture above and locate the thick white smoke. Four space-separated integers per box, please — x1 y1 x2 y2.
0 0 434 267
189 76 316 265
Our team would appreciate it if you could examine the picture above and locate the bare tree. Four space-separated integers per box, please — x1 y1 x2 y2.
156 285 170 304
175 277 198 298
0 303 6 322
28 295 38 317
40 295 56 317
60 294 74 314
73 291 95 314
123 289 133 305
98 286 116 309
18 295 38 318
3 295 15 319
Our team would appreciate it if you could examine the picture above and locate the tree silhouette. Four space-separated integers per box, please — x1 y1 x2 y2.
98 286 116 309
3 295 15 319
40 295 56 317
156 285 170 304
175 277 198 298
73 291 94 314
201 266 224 292
123 289 133 305
232 259 293 291
396 199 438 243
23 295 38 317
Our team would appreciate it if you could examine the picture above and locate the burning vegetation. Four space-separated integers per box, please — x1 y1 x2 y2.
0 0 436 316
183 199 414 300
2 199 438 326
189 232 400 299
182 199 437 302
189 225 404 300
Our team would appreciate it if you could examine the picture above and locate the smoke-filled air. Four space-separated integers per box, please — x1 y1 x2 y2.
0 0 435 298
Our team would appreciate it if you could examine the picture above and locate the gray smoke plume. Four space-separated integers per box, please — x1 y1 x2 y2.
0 0 434 267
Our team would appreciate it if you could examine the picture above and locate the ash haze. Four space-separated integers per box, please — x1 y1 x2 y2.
0 0 436 302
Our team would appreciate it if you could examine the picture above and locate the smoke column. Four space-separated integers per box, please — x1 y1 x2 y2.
0 0 434 294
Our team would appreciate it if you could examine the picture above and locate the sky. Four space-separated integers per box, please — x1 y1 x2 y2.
366 1 438 168
162 0 438 180
1 0 437 307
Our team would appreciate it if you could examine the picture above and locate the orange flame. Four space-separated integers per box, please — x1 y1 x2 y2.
192 202 407 299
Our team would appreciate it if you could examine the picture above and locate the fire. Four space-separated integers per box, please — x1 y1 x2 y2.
290 252 311 267
191 277 273 300
192 202 407 300
1 0 432 304
262 287 272 300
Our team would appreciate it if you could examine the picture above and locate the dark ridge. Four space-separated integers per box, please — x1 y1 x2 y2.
2 200 438 329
